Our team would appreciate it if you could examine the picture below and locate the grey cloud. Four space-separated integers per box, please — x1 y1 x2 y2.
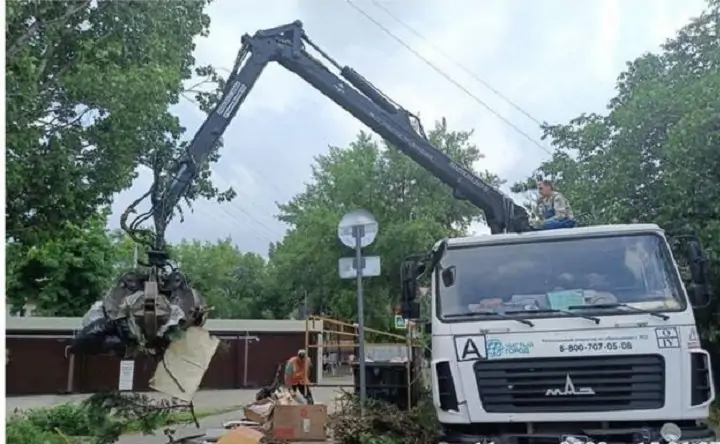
110 0 707 254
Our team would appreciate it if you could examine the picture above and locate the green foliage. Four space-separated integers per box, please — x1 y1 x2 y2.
331 393 439 444
172 238 272 318
267 120 498 326
6 394 202 444
5 0 234 247
513 1 720 336
7 402 114 444
6 417 68 444
23 403 95 437
5 0 239 315
6 211 117 316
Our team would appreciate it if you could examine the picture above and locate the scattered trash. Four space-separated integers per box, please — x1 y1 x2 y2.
214 386 328 443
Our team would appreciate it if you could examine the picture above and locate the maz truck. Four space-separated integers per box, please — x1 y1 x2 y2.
402 224 715 444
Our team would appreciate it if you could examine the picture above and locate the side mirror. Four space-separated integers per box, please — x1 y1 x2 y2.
428 239 448 271
441 266 456 287
673 235 712 308
400 257 425 320
400 259 421 302
686 238 706 283
402 301 420 320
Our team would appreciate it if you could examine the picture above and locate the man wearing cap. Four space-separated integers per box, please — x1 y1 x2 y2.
284 349 314 404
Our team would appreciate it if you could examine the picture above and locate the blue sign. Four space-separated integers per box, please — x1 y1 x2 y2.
486 339 534 358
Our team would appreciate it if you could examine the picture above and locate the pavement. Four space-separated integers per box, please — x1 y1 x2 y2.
7 375 355 444
117 382 351 444
7 390 253 416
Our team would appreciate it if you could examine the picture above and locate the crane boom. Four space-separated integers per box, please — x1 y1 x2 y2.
166 20 531 234
71 20 533 368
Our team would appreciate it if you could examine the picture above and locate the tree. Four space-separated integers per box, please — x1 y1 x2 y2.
6 211 117 316
267 120 500 327
514 0 720 335
6 0 234 247
172 239 271 319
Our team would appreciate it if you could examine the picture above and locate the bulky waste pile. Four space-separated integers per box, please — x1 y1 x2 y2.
208 387 328 444
70 270 209 357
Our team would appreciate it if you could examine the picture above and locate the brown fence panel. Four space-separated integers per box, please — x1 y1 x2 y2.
7 330 317 394
76 353 121 393
133 355 158 392
201 336 241 389
244 332 317 388
7 337 71 395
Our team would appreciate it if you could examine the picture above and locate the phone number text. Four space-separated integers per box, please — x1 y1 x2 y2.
558 341 633 353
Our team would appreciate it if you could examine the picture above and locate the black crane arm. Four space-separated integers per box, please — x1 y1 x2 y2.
164 21 531 234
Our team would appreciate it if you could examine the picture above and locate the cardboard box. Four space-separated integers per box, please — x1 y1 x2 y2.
243 399 274 424
271 404 328 441
217 426 265 444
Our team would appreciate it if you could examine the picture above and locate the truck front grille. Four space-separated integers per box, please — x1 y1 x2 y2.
474 354 665 413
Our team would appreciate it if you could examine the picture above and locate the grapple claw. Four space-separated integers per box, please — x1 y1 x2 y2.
71 267 208 357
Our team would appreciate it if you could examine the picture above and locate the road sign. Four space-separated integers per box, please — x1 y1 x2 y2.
336 210 380 416
338 256 381 279
337 209 378 249
394 315 407 330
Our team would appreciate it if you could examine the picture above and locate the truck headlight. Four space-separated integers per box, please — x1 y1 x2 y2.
660 422 682 442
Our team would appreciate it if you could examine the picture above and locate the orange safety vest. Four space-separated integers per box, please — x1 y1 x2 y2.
287 356 311 385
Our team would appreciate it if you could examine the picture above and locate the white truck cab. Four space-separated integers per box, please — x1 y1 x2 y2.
404 224 715 444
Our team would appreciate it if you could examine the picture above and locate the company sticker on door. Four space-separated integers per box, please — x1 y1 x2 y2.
455 335 536 360
486 338 535 359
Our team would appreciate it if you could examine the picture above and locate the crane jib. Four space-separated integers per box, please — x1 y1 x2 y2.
162 20 530 235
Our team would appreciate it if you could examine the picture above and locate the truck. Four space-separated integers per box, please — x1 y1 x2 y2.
402 225 715 443
97 20 714 444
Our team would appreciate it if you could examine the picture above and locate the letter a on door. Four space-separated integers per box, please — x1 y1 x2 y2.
454 335 487 361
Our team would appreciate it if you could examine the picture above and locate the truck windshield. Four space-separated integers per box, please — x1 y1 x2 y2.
437 233 686 319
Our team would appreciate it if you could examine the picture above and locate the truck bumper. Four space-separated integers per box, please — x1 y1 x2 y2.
438 422 715 444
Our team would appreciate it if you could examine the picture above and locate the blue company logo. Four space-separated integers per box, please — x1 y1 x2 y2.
487 339 534 358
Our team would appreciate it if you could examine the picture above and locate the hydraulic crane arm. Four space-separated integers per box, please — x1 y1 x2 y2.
165 20 531 234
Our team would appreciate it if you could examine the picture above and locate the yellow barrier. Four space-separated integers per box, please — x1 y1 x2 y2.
304 315 423 410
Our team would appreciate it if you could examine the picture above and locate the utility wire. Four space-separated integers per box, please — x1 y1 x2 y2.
345 0 552 156
368 0 545 128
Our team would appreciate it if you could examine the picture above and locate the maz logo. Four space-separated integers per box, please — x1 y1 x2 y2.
545 374 595 396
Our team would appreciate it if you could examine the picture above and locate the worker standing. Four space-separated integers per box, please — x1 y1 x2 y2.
284 349 314 404
536 180 577 229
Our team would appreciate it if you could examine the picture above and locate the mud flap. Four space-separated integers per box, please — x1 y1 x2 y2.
150 326 219 401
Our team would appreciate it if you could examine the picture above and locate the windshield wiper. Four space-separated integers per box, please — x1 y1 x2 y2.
567 303 669 321
444 311 534 327
507 308 600 324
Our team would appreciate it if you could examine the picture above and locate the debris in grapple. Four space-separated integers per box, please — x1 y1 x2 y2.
70 269 209 357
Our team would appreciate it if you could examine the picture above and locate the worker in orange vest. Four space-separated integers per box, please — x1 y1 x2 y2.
284 349 314 404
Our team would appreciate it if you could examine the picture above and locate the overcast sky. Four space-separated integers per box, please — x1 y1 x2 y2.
110 0 707 256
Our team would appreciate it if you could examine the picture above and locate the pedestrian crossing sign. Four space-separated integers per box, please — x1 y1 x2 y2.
394 315 407 330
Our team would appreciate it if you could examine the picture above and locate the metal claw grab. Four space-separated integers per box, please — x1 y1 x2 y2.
70 144 211 359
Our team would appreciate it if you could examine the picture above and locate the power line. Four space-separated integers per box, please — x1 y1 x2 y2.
368 0 544 128
345 0 552 156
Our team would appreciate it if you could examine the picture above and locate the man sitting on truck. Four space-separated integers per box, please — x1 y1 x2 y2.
284 349 314 404
536 180 578 229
